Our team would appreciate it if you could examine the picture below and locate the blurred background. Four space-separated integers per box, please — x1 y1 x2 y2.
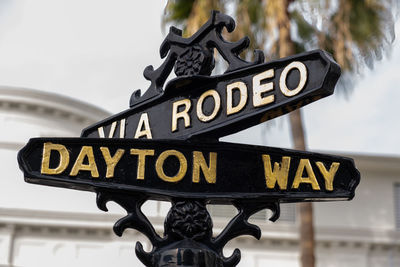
0 0 399 266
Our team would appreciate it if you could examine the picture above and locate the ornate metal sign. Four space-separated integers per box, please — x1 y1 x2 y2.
19 138 359 202
81 50 339 140
18 11 359 267
81 12 339 141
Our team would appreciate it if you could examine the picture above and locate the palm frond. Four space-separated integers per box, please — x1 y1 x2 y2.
163 0 399 91
164 0 195 22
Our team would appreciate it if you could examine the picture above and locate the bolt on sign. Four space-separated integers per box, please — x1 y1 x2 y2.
18 11 360 267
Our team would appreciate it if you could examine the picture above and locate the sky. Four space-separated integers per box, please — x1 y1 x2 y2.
0 0 399 157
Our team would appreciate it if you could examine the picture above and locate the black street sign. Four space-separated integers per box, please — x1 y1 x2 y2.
17 11 359 267
18 138 359 203
82 50 340 140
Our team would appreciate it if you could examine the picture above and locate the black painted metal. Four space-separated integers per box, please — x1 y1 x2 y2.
129 10 264 107
18 137 359 266
95 193 279 267
19 138 359 202
17 10 358 267
82 49 339 141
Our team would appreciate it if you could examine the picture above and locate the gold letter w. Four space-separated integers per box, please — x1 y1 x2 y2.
262 154 291 190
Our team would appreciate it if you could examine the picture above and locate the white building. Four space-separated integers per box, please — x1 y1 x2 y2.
0 86 399 267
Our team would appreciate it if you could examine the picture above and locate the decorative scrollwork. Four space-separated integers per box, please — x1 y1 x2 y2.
130 10 264 107
96 191 280 267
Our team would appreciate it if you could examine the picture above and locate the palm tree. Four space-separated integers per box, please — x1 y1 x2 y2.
163 1 397 267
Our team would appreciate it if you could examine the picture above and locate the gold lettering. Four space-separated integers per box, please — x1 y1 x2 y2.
279 61 307 97
134 113 153 139
226 81 248 115
253 69 274 107
292 159 320 190
192 151 217 184
130 149 155 180
70 146 99 178
196 89 221 122
316 162 340 191
172 99 191 132
41 142 69 175
100 147 125 178
156 150 187 183
262 155 290 189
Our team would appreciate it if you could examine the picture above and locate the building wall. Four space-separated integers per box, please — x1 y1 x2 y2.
315 155 400 231
0 86 111 213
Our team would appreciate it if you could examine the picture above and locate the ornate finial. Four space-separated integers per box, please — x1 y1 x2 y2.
130 10 264 107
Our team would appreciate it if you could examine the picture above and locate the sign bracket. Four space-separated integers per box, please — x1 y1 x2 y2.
97 190 280 267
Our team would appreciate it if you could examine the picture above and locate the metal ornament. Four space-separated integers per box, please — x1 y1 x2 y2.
18 11 359 267
129 11 264 107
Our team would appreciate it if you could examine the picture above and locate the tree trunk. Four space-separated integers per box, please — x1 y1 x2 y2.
275 1 315 267
289 109 315 267
186 0 222 36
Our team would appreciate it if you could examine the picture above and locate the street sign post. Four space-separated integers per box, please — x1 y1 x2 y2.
18 11 359 267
